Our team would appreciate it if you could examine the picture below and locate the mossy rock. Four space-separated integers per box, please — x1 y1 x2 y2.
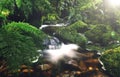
69 20 88 33
100 47 120 77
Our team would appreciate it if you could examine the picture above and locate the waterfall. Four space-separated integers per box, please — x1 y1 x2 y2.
43 36 62 49
43 43 79 63
39 23 68 29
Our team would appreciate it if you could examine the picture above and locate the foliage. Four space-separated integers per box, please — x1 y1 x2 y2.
56 27 87 48
3 22 47 49
41 13 59 24
115 20 120 34
100 47 120 77
83 8 105 24
58 0 102 23
0 8 10 26
85 24 114 46
69 20 88 33
0 0 102 26
0 14 6 26
0 0 14 13
0 22 47 72
86 44 104 52
0 29 38 72
0 0 34 17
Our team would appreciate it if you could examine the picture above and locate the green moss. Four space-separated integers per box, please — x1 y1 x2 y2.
85 24 113 46
100 47 120 77
56 26 87 48
69 20 88 33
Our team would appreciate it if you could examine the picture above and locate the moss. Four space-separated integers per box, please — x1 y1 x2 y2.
56 26 87 48
85 24 113 46
100 47 120 77
69 20 88 33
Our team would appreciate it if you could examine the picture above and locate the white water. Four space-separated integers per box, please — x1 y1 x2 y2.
44 43 79 63
39 23 68 29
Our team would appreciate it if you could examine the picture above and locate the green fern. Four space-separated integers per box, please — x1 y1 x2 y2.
3 22 47 49
0 22 47 72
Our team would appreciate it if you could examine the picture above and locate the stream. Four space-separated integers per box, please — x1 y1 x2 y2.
12 24 112 77
37 24 111 77
39 37 110 77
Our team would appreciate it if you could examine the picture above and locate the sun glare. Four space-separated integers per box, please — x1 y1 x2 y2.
108 0 120 6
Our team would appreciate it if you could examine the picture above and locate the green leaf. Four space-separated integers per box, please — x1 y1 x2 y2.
15 0 22 8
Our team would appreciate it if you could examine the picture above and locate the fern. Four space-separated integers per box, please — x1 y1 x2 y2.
0 22 47 72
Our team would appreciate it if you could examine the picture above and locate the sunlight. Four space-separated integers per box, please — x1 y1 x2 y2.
108 0 120 7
